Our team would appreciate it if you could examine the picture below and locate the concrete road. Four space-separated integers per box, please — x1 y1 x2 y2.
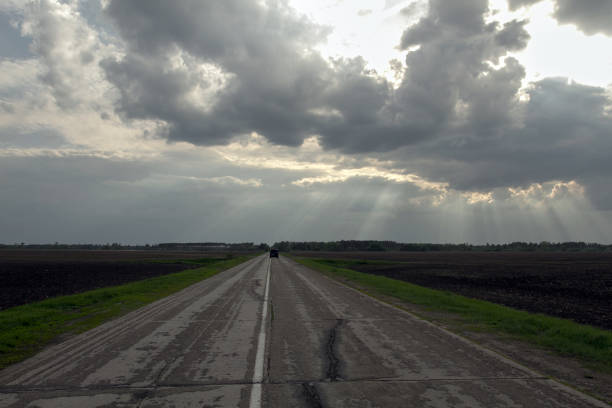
0 255 608 407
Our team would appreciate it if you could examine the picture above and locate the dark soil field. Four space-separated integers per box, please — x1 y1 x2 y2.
0 249 231 262
293 251 612 330
0 250 244 310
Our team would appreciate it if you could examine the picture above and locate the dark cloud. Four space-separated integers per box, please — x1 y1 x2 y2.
404 78 612 208
390 0 612 208
395 0 530 145
99 0 612 209
102 0 333 146
554 0 612 36
102 0 529 154
508 0 612 36
102 0 419 151
495 19 530 49
312 57 400 152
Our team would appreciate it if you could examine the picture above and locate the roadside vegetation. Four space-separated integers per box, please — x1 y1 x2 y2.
0 255 255 370
294 257 612 372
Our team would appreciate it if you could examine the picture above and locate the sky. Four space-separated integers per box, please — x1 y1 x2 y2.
1 0 612 245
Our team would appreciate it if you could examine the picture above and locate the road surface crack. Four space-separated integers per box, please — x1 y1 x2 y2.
134 389 152 408
302 382 323 408
325 319 343 382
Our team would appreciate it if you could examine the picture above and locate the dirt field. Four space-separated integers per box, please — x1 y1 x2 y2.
0 250 245 310
293 251 612 330
0 249 232 262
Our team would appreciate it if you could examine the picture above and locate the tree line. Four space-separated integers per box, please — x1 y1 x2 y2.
271 240 612 252
0 242 270 251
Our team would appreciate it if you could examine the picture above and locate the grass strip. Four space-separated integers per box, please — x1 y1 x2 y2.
147 257 233 265
294 257 612 372
0 255 256 370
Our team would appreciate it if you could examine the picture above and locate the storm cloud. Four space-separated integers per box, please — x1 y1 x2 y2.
101 0 332 146
97 0 612 208
101 0 530 151
412 78 612 192
389 0 612 206
508 0 612 36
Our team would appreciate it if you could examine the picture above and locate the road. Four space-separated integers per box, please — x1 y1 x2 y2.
0 255 608 407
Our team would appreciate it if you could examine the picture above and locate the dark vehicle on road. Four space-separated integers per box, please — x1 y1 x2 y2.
269 249 279 258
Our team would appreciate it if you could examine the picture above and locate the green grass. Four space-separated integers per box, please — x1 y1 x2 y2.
310 258 403 266
294 257 612 372
0 255 256 370
148 256 235 265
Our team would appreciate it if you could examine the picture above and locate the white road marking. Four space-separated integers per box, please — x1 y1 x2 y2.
249 256 271 408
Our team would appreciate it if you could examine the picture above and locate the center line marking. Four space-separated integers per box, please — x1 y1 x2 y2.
249 256 271 408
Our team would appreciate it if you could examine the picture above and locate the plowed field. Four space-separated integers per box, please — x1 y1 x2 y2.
0 250 235 310
294 251 612 330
